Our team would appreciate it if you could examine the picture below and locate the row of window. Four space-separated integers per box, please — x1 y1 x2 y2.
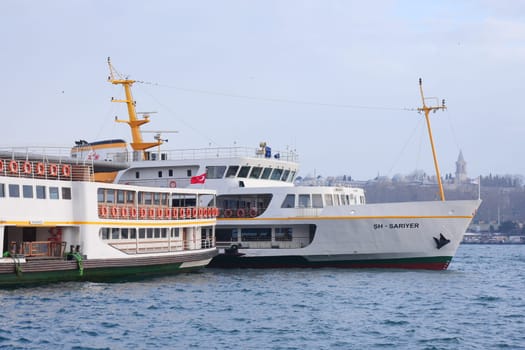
0 183 72 200
97 188 199 207
281 193 364 208
216 227 293 242
100 227 181 240
206 165 295 182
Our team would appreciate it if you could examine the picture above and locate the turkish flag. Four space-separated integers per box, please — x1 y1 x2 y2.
190 172 207 184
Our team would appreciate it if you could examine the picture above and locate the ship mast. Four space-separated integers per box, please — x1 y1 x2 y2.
417 78 447 201
107 57 161 159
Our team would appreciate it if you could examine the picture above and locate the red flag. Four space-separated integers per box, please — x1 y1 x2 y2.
190 172 206 184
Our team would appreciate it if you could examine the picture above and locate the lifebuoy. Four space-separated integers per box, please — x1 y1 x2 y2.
156 207 164 219
36 162 45 176
237 208 245 218
169 180 177 188
249 208 257 217
179 207 186 218
22 161 32 174
172 207 179 219
111 206 119 218
62 164 71 177
164 208 172 219
121 207 129 218
192 208 198 218
49 163 58 176
148 207 155 218
99 206 108 217
139 207 147 219
130 207 138 218
8 160 18 174
186 207 192 218
224 209 233 218
0 160 4 172
198 207 203 218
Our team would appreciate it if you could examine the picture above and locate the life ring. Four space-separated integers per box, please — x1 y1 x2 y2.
111 206 119 218
62 164 72 177
36 162 45 176
8 160 18 174
0 160 4 172
224 209 233 218
179 207 186 218
192 208 198 218
130 207 138 218
249 208 257 217
139 207 147 219
169 180 177 188
186 207 192 218
164 207 172 219
172 207 179 219
99 206 108 217
198 207 203 218
156 207 164 219
121 207 129 218
22 161 32 174
49 163 58 176
237 208 245 218
148 207 155 218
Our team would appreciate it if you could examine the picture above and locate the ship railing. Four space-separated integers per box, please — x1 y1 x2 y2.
105 146 299 163
9 241 67 258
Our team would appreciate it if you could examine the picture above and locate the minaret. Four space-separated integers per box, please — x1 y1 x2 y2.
455 150 467 184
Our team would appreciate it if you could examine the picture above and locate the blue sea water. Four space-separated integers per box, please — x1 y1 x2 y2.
1 245 524 350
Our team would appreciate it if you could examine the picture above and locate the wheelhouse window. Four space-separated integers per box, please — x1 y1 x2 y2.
249 167 262 179
281 194 295 208
23 185 33 198
312 194 323 208
288 171 296 182
281 170 290 182
97 188 104 202
206 166 226 179
106 189 115 203
225 166 239 178
238 166 250 178
127 191 135 204
9 184 20 198
117 190 125 203
270 168 283 180
261 168 272 179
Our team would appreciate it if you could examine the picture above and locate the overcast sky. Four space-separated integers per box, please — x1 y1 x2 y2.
1 1 524 180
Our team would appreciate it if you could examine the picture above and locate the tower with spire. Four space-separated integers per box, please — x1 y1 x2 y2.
455 150 467 184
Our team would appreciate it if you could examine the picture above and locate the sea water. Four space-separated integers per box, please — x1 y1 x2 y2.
1 244 524 350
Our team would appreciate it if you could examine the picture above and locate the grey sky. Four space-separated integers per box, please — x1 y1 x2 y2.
1 1 524 180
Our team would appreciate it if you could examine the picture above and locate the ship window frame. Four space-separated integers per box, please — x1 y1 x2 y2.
126 191 135 204
275 227 293 241
281 170 290 182
62 187 72 200
241 227 271 242
261 168 272 179
238 166 250 178
249 166 262 179
168 169 173 177
225 166 239 178
298 194 310 208
312 194 323 208
117 190 125 204
111 228 120 240
324 194 333 206
135 171 140 179
281 194 295 208
206 166 227 179
0 183 4 198
100 228 110 240
23 185 33 199
8 184 20 198
270 168 283 180
49 187 60 200
288 171 296 182
106 189 115 203
36 185 46 199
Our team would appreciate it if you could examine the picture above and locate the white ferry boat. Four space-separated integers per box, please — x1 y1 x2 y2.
0 151 218 286
72 60 480 270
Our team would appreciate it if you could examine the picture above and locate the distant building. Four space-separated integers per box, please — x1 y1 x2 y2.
455 150 468 184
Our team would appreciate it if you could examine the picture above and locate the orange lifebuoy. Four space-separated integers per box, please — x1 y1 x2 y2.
36 162 45 176
237 208 245 218
172 207 179 219
198 207 203 218
224 209 233 218
192 208 198 218
121 207 129 218
62 164 71 177
22 161 32 174
8 160 18 174
186 207 192 218
157 207 164 219
139 207 147 219
169 180 177 188
99 206 108 217
49 163 58 176
148 207 155 219
179 207 185 218
130 207 138 218
111 206 119 218
249 208 257 217
164 207 172 219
